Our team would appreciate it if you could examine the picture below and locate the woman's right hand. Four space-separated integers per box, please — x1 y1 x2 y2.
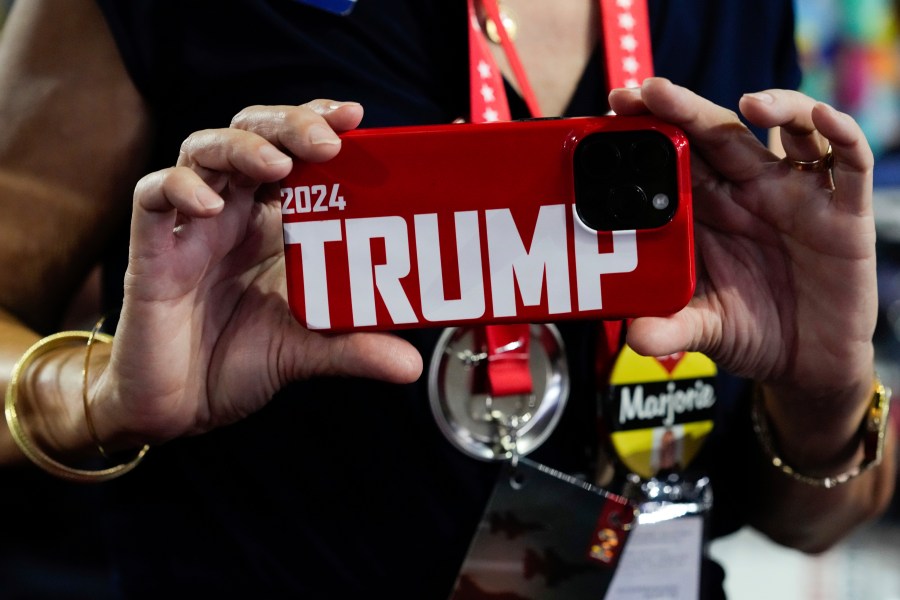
92 101 423 449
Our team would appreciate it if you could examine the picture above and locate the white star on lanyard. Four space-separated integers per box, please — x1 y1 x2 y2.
618 13 635 30
625 77 640 88
622 56 639 74
616 0 633 8
480 83 496 103
482 107 500 122
620 34 638 53
477 60 493 79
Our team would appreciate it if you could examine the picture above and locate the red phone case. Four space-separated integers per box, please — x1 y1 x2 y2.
281 115 694 332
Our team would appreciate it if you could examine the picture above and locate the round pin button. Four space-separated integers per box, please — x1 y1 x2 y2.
428 324 569 461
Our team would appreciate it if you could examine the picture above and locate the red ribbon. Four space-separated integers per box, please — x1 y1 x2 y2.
598 0 654 90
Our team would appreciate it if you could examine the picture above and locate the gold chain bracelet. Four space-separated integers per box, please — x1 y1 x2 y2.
5 330 149 483
751 378 891 489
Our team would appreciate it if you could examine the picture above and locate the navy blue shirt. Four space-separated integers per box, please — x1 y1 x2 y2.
93 1 800 597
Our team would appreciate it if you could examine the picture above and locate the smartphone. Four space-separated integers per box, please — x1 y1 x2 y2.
280 115 694 332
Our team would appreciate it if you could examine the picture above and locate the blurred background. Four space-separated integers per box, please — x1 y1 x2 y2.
0 0 898 598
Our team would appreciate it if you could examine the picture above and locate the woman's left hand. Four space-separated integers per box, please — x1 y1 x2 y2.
609 77 893 552
610 77 876 418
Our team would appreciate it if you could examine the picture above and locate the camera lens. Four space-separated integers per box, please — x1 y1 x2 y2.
630 137 670 175
609 184 647 222
578 138 621 179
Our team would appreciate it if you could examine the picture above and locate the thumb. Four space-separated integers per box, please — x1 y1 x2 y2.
291 330 424 384
626 310 702 358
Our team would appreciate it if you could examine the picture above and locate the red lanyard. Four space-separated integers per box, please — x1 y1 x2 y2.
465 0 654 397
466 0 654 121
598 0 654 90
466 0 539 120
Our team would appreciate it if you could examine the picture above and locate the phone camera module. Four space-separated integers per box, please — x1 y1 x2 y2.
573 129 678 231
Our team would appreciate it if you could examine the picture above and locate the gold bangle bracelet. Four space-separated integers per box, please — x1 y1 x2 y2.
84 316 112 458
5 331 149 483
751 377 892 489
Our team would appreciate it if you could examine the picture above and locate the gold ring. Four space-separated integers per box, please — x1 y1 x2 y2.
787 145 834 173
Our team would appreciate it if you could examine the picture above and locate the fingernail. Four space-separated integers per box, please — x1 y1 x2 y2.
817 101 840 118
259 145 292 166
195 186 224 210
308 124 341 146
609 87 642 98
744 92 775 104
328 101 361 111
309 101 361 115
